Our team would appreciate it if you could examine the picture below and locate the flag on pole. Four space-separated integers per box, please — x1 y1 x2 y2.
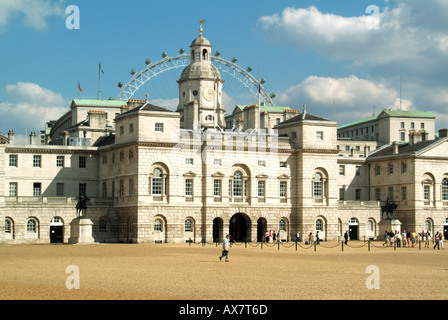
78 82 83 92
99 63 104 74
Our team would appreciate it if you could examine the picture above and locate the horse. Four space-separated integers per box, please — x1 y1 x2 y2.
76 194 90 218
381 198 398 220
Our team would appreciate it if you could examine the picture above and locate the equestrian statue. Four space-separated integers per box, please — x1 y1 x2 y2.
381 197 398 220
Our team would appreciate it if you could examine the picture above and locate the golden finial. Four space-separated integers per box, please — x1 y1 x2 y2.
198 19 206 36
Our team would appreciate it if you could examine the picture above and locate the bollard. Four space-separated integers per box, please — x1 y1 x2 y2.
245 241 247 249
341 241 344 252
394 239 396 251
368 240 370 251
261 241 263 250
278 240 280 250
295 239 298 251
314 241 316 252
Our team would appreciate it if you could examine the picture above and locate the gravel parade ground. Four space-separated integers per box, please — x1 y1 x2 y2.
0 242 446 300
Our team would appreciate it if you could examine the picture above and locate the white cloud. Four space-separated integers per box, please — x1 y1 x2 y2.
0 82 67 142
274 75 413 124
258 2 448 66
0 0 65 31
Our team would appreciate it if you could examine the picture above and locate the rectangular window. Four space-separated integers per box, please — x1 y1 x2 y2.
79 156 86 168
423 185 430 200
214 159 222 166
185 179 193 196
102 182 107 197
9 182 18 197
388 187 394 200
129 123 134 133
375 165 381 176
119 180 124 197
9 155 18 167
339 165 345 176
339 188 345 201
56 156 64 168
155 123 164 132
258 160 266 167
33 183 41 197
355 189 361 201
120 126 124 135
400 132 405 141
258 180 265 198
401 122 405 129
33 155 41 168
375 188 381 201
421 122 425 129
213 179 221 197
411 122 415 129
388 164 394 174
316 131 324 140
79 183 87 196
401 162 407 173
280 161 287 168
356 166 361 176
129 179 134 196
56 183 64 197
185 158 193 165
401 186 407 201
279 181 287 198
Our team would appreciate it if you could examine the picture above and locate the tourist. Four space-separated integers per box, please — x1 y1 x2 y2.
439 234 444 250
433 232 440 250
407 230 411 246
344 230 349 245
277 230 281 242
411 230 417 247
383 230 389 247
219 234 231 262
273 230 276 242
265 230 269 243
308 232 313 245
316 231 320 245
425 231 431 248
402 229 407 247
296 231 301 242
396 231 401 247
389 231 395 247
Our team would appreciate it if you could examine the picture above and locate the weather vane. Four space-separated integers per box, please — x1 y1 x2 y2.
198 19 206 36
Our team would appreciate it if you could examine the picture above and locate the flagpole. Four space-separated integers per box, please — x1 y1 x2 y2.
98 63 101 100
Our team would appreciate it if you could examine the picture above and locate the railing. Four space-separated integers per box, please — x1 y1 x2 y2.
188 237 440 252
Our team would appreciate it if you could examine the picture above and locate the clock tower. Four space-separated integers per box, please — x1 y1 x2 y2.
177 24 224 130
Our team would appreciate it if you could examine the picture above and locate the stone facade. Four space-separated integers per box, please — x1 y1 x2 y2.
1 32 447 245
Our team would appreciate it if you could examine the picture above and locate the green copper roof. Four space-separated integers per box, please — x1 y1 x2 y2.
338 109 436 130
72 99 127 107
382 110 436 118
234 105 292 112
338 115 377 129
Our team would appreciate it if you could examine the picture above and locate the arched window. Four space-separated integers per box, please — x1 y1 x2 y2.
442 178 448 201
27 219 36 233
202 49 208 60
316 219 323 231
313 173 323 198
425 220 432 232
154 219 162 232
279 219 286 231
152 168 163 195
185 219 192 232
5 219 11 233
367 220 374 232
99 219 107 232
233 171 243 197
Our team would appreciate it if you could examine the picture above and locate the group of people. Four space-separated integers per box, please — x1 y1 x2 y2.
264 230 282 243
383 229 444 250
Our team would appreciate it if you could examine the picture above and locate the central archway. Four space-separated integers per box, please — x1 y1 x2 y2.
229 213 251 242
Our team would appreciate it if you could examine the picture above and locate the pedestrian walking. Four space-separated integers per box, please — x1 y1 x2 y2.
308 232 313 245
433 232 440 250
296 231 301 242
439 234 444 250
219 234 231 262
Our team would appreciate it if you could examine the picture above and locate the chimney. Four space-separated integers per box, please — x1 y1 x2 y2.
8 130 14 145
63 131 69 146
393 141 399 155
302 104 307 120
409 132 422 145
439 128 448 138
29 132 36 145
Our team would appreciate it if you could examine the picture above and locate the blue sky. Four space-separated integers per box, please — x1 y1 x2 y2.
0 0 447 143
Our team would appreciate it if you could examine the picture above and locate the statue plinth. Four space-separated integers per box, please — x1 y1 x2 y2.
68 217 95 244
379 219 402 240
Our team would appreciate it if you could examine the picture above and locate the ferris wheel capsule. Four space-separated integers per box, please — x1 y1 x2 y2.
145 59 151 65
215 51 221 57
179 48 185 54
130 69 136 75
231 57 238 63
162 52 168 58
117 82 123 88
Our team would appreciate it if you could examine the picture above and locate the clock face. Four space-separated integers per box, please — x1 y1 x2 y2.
203 88 214 101
192 90 198 97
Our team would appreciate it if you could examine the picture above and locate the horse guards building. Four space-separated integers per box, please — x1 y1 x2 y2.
1 30 447 244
